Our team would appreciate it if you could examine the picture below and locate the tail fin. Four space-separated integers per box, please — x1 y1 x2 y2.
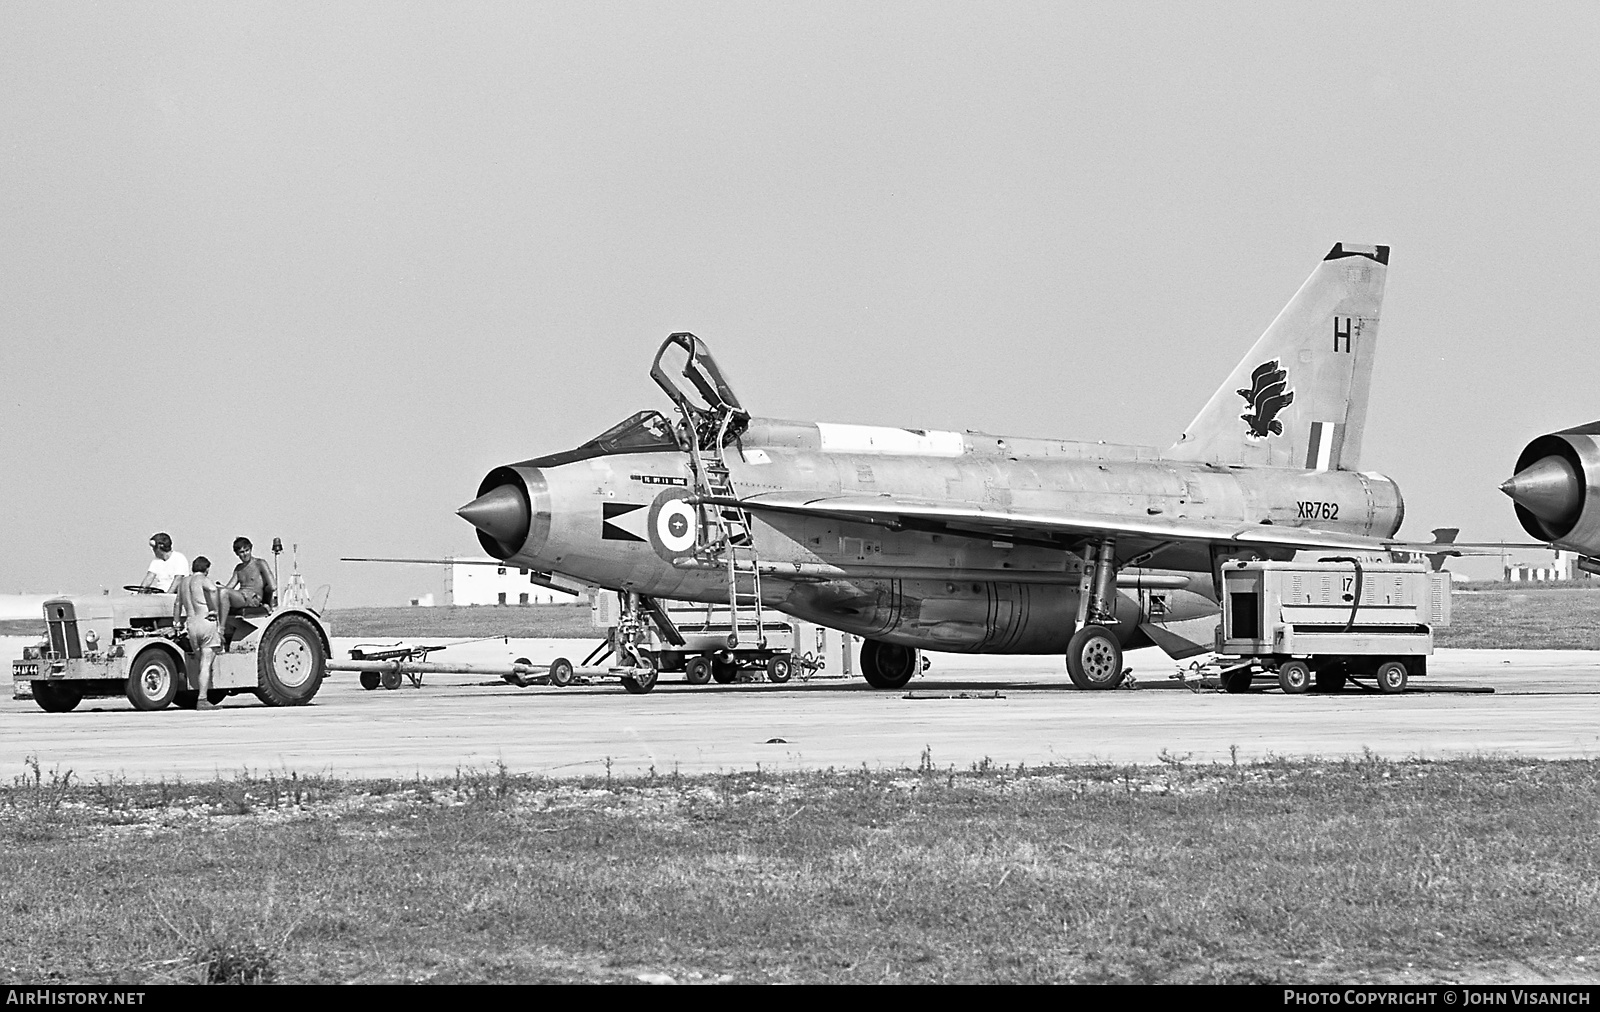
1166 243 1388 469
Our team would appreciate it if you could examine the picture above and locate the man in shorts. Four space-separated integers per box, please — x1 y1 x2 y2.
140 533 189 592
217 537 276 647
173 557 221 710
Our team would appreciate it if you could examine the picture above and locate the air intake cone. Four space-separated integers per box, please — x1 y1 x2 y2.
457 484 530 550
1500 455 1581 525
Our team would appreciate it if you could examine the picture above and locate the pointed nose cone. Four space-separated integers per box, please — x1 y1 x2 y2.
457 484 531 549
1500 455 1582 525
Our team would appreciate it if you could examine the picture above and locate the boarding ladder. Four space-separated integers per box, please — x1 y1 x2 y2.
688 412 766 649
651 331 766 649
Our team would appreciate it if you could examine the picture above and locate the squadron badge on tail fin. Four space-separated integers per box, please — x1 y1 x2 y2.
1238 360 1294 439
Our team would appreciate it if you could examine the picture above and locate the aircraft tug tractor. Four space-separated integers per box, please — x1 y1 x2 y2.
1213 559 1450 694
12 561 331 713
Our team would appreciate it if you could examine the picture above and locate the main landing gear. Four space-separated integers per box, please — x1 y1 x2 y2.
859 639 920 690
1066 539 1127 690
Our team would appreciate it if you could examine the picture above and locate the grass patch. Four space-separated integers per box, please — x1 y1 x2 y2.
10 588 1600 649
1438 585 1600 649
3 756 1598 983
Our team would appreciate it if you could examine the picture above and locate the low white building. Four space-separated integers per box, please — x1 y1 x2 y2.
1505 550 1589 583
446 558 573 606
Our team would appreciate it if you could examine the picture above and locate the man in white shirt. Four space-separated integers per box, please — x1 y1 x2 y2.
140 532 189 592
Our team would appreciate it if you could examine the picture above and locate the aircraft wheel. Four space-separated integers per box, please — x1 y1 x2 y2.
1220 669 1252 694
254 615 326 707
711 658 739 684
622 664 658 694
359 670 381 690
684 656 712 685
1065 626 1124 689
766 654 793 683
549 657 575 687
860 639 919 690
1376 660 1409 694
32 681 83 713
1277 660 1312 695
126 649 179 711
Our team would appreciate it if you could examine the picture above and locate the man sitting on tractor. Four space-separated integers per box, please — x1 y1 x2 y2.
217 537 276 647
140 532 189 592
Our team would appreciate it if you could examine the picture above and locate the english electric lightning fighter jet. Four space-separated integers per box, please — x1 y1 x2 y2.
459 242 1459 692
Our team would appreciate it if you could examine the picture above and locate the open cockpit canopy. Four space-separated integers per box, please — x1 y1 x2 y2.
650 331 748 449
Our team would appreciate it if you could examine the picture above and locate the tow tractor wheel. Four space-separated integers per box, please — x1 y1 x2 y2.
33 681 83 713
622 663 658 694
1277 660 1312 695
359 671 381 691
711 658 739 684
684 656 712 685
1065 626 1124 690
1376 660 1409 694
859 639 919 690
766 654 793 683
254 615 327 707
549 657 575 687
126 649 179 711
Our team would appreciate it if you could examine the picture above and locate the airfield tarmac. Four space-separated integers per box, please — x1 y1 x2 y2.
3 637 1598 781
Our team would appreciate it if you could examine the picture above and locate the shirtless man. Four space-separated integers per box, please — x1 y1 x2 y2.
217 537 276 646
173 557 221 709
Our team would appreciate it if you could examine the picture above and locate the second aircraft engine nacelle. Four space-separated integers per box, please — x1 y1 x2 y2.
1502 422 1600 557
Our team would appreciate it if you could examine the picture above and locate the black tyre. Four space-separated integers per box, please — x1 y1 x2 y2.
1220 669 1252 694
1065 626 1124 689
711 658 739 684
684 655 712 685
32 681 82 713
126 649 179 711
359 670 380 691
622 664 658 694
860 639 919 690
766 654 793 683
1315 667 1348 693
1376 660 1409 694
175 689 228 710
549 657 575 687
380 669 402 690
254 615 326 707
1278 660 1312 695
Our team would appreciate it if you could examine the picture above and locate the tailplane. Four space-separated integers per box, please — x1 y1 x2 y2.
1166 243 1388 470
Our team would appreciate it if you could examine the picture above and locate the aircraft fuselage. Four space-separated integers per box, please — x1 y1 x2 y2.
474 418 1404 654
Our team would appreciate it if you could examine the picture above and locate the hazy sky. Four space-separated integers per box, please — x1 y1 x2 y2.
4 2 1598 602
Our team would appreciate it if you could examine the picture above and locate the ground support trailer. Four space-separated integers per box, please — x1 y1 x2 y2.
589 592 827 685
13 591 331 712
1212 560 1451 695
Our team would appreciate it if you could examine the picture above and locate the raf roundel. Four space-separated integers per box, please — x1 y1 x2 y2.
647 488 699 561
